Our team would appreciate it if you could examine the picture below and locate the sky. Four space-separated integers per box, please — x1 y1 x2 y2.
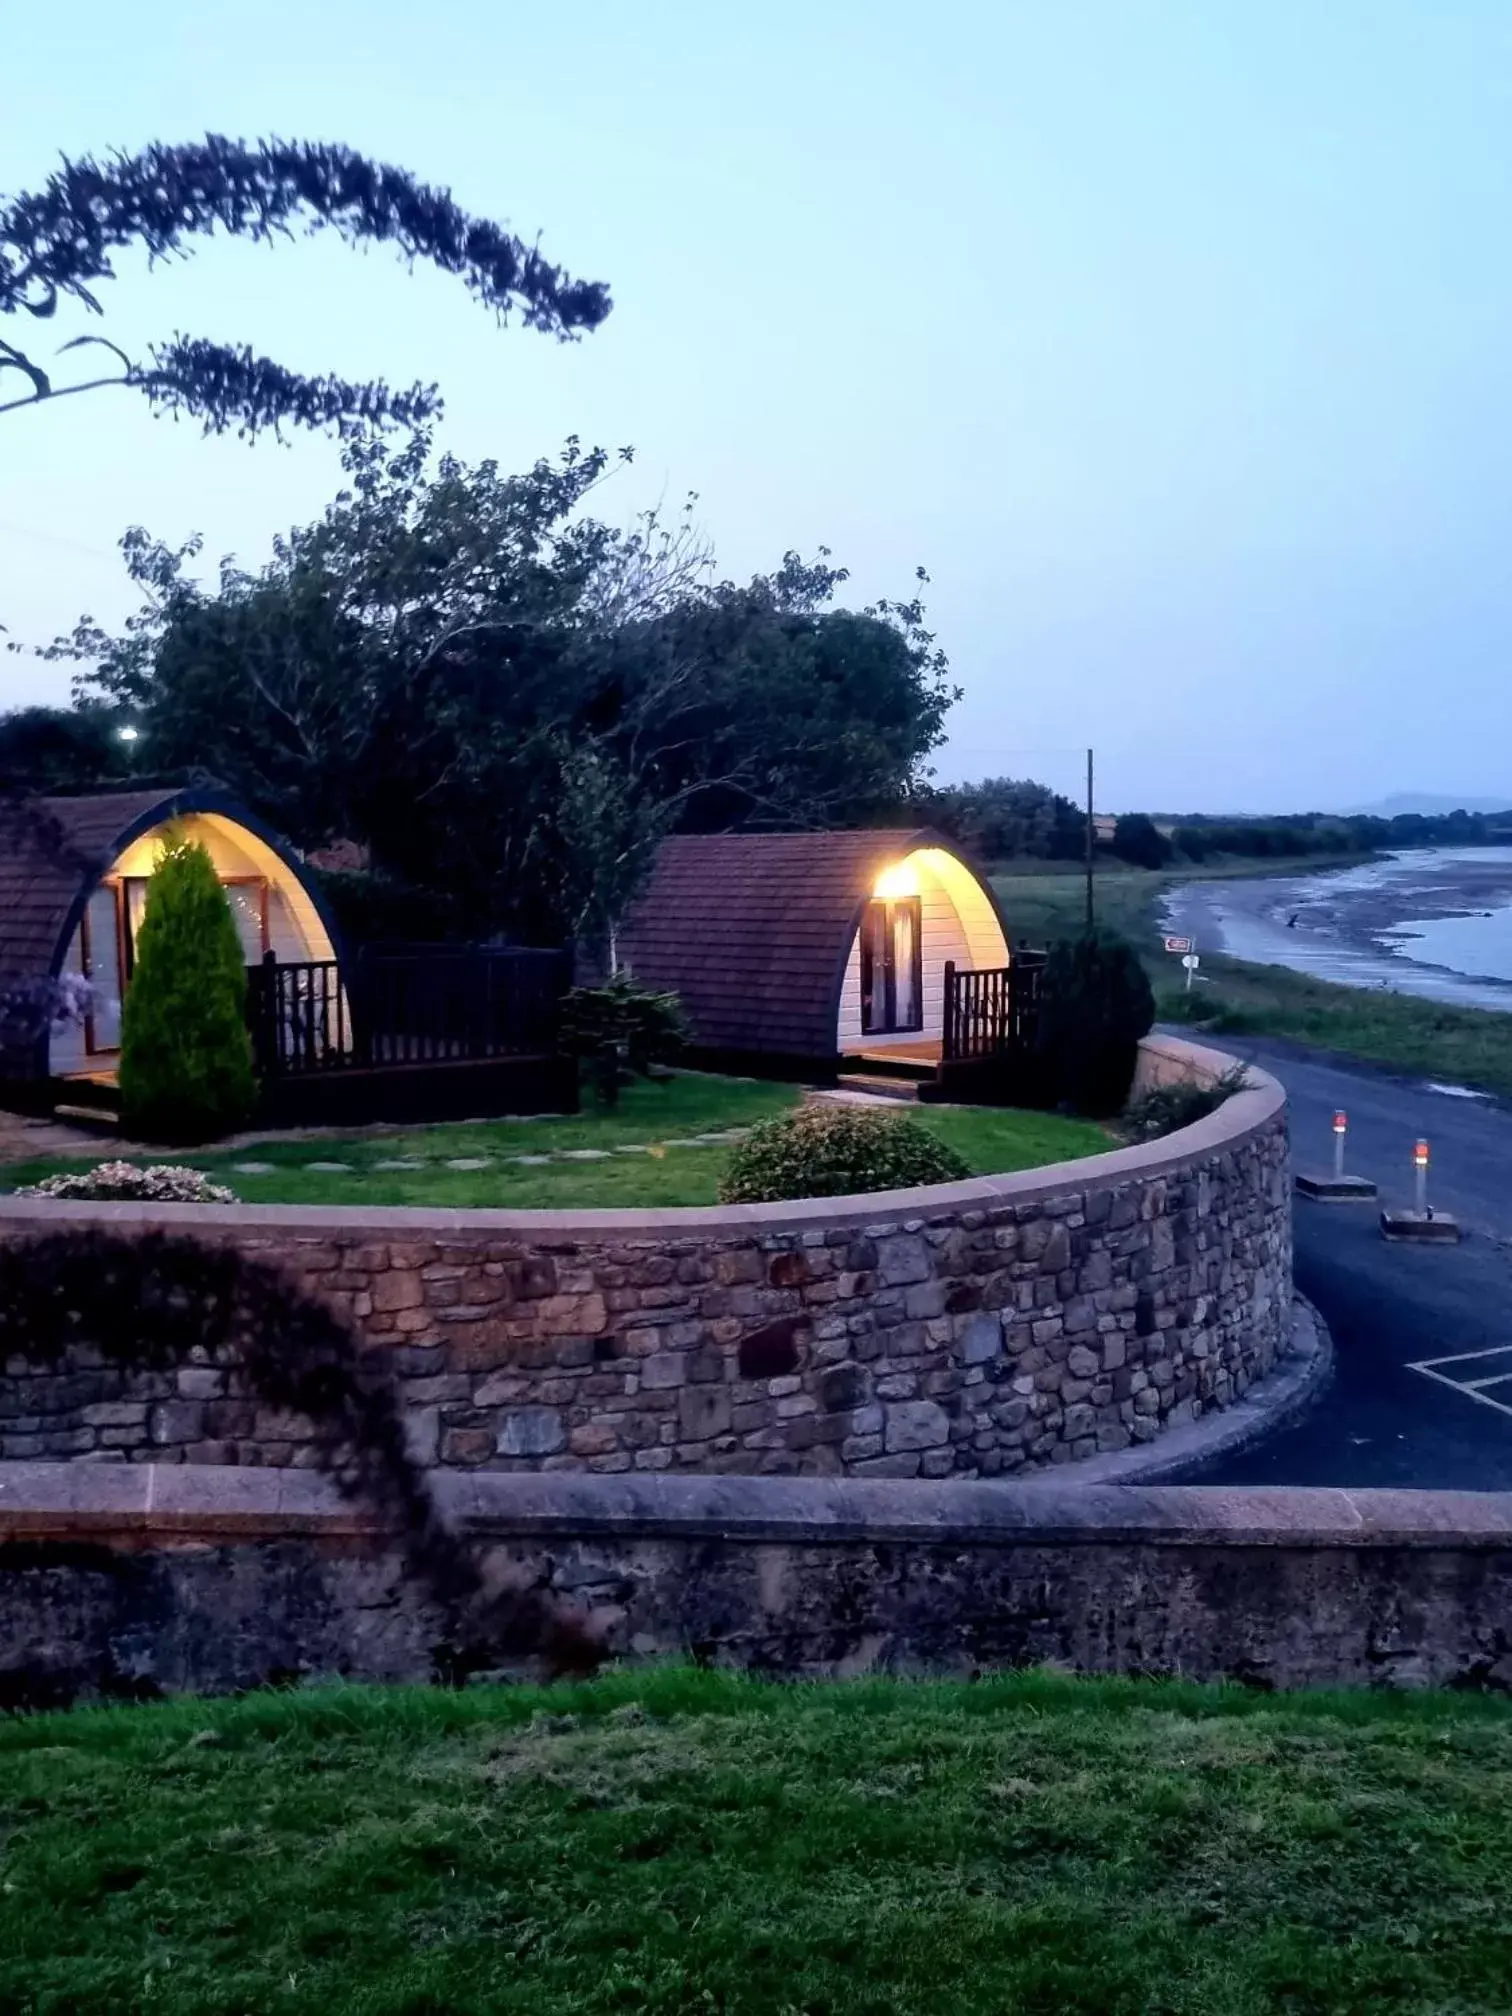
3 0 1511 813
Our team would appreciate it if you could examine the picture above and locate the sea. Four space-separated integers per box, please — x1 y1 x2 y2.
1160 848 1512 1014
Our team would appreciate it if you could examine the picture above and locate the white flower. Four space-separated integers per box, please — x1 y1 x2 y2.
14 1161 236 1204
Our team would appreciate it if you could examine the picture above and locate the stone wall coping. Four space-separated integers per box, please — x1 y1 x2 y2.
3 1462 1510 1552
0 1035 1284 1246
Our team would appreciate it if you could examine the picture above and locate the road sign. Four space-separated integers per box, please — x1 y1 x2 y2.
1181 953 1200 971
1163 936 1193 954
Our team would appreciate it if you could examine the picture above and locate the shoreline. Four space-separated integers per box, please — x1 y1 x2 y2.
1161 850 1512 1015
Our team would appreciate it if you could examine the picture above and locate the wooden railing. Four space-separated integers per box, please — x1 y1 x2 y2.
942 954 1045 1064
246 946 569 1078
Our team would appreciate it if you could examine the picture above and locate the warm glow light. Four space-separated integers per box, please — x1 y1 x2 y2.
874 861 920 900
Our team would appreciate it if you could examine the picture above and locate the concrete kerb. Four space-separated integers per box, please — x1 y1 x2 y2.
5 1457 1512 1552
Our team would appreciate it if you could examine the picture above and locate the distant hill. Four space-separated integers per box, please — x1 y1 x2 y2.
1346 792 1512 817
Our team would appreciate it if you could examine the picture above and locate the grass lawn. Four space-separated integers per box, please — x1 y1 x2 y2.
0 1074 1110 1209
996 861 1512 1100
5 1669 1512 2013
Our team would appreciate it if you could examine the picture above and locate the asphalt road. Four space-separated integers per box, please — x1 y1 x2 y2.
1177 1030 1512 1488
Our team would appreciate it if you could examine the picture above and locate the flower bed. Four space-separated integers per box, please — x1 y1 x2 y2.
13 1162 236 1205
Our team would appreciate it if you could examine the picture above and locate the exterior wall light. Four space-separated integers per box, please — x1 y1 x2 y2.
874 860 920 900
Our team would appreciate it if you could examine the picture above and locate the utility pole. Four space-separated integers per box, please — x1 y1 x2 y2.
1084 746 1095 934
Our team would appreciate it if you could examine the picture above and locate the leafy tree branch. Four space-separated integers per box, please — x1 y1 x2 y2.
0 135 610 437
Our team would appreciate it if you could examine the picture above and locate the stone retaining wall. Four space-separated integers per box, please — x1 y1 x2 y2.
3 1467 1510 1698
0 1038 1291 1480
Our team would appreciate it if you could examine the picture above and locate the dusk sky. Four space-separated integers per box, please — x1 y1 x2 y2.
3 1 1510 813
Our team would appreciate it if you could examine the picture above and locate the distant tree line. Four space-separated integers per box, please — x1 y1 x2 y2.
1169 807 1512 862
922 781 1512 870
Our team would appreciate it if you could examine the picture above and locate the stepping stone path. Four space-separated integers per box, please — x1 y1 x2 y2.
231 1128 752 1185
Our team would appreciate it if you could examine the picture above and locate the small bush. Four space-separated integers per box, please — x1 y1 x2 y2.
13 1161 237 1203
117 832 257 1144
560 973 690 1107
719 1103 970 1204
1035 930 1156 1116
1122 1066 1252 1144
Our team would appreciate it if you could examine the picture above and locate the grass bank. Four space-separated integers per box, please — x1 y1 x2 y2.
0 1075 1109 1209
995 862 1512 1099
5 1669 1512 2013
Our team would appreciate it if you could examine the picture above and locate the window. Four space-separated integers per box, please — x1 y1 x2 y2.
120 874 269 974
860 896 923 1035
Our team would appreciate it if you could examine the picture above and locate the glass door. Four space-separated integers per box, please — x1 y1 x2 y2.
860 896 924 1034
81 886 124 1052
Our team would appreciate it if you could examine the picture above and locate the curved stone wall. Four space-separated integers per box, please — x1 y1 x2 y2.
0 1037 1290 1480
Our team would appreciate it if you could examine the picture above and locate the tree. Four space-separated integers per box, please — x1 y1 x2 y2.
553 743 673 970
1110 813 1173 871
60 434 957 944
0 704 132 793
1 135 609 438
117 831 257 1142
926 776 1084 862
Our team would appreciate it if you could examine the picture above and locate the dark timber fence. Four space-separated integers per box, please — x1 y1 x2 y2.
941 954 1045 1064
246 945 569 1079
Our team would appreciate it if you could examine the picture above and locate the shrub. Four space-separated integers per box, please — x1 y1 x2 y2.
718 1103 970 1204
1035 930 1156 1116
13 1160 237 1203
560 972 690 1107
0 970 92 1077
1122 1066 1252 1144
117 831 258 1144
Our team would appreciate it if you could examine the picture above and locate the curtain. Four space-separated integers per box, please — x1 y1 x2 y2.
892 901 918 1028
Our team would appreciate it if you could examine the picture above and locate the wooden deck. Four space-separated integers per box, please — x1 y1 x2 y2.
848 1040 943 1066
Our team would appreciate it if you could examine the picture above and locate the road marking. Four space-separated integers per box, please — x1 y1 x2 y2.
1408 1345 1512 1420
1408 1345 1512 1370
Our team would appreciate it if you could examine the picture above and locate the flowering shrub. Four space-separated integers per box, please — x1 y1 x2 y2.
13 1161 236 1204
0 971 94 1067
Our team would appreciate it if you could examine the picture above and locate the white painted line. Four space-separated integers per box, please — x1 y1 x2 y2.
1464 1372 1512 1391
1424 1081 1491 1100
1407 1344 1512 1371
1408 1363 1512 1420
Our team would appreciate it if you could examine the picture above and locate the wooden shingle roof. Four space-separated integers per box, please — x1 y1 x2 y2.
617 828 953 1059
0 789 200 981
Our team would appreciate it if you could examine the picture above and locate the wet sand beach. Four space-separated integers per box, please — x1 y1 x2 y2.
1161 848 1512 1013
